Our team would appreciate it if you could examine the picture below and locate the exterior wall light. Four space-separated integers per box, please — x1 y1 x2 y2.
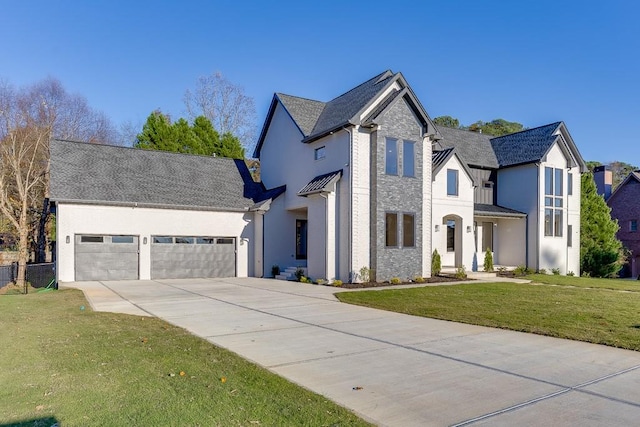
143 237 148 245
434 224 440 232
66 235 70 244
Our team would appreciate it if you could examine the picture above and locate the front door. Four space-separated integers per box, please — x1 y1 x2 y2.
296 219 308 260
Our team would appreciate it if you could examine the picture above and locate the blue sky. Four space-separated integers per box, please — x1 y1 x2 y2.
2 1 639 166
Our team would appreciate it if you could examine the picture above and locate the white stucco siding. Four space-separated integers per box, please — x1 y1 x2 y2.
431 155 475 270
350 127 371 281
56 203 254 282
537 143 580 274
494 218 527 266
497 164 539 268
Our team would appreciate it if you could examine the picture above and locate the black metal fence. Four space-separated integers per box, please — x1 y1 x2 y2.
0 262 56 289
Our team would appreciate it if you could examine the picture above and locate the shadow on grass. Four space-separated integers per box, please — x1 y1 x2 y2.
1 417 60 427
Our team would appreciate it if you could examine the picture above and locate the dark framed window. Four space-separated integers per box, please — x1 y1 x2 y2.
112 235 134 244
175 237 194 244
217 238 235 244
153 236 173 244
80 235 103 243
385 212 398 247
446 220 455 252
402 214 415 247
385 138 398 175
631 220 638 232
567 173 573 195
403 140 415 177
197 237 215 244
568 225 573 247
447 169 458 196
314 146 326 160
544 167 564 237
482 222 493 252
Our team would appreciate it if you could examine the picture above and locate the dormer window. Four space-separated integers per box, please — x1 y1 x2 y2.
314 146 326 160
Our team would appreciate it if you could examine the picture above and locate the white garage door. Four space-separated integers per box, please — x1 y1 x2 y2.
150 236 236 279
75 235 139 281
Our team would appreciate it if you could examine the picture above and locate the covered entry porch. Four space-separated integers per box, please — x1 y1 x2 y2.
473 204 527 271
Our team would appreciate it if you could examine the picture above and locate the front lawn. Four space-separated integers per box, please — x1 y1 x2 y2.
0 289 370 426
336 280 640 351
525 273 640 291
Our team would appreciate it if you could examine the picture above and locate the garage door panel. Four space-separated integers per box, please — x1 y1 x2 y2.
150 236 236 279
75 235 139 281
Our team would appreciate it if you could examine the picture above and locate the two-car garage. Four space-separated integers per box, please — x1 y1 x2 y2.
73 234 237 281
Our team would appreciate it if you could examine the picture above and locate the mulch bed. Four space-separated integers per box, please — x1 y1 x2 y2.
339 275 464 289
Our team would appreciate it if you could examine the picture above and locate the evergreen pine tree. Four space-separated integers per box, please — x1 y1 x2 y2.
580 173 625 277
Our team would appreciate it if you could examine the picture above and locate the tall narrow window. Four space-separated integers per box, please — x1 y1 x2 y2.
385 213 398 247
631 220 638 232
403 140 415 177
403 214 415 247
482 222 493 252
567 225 573 247
446 220 455 252
385 138 398 175
567 173 573 195
447 169 458 196
544 167 564 237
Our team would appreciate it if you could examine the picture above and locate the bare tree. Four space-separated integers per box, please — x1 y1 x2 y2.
184 72 256 154
0 77 117 291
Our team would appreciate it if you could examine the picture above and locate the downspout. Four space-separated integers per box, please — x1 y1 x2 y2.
566 167 571 274
319 192 329 281
535 164 540 271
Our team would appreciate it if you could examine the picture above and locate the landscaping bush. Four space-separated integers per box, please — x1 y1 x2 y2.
390 277 401 285
432 249 441 275
455 266 467 279
483 248 493 272
271 265 280 277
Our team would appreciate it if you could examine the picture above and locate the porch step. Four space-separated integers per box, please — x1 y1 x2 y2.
276 266 307 281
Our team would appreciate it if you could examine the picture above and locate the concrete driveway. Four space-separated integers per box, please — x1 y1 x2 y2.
65 277 640 426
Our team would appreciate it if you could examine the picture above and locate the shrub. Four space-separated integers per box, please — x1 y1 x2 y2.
315 278 327 285
300 276 312 283
538 268 547 275
567 271 575 276
514 265 527 276
271 265 280 277
497 266 507 272
414 276 425 283
332 279 343 287
455 266 467 279
552 268 561 275
295 268 304 281
432 249 441 275
390 277 401 285
358 266 371 283
483 247 494 272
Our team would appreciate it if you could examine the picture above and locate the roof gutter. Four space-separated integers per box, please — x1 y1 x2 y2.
50 199 253 213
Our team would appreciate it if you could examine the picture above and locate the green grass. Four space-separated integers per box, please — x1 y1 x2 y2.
0 289 370 427
336 281 640 351
526 273 640 291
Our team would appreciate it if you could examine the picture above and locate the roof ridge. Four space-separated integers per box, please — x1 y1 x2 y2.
326 70 394 104
489 121 562 140
276 92 325 105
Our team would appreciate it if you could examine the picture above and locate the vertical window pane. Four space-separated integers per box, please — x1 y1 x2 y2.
296 220 308 259
446 220 455 252
630 220 637 232
567 225 573 247
482 222 493 252
555 168 563 196
385 138 398 175
554 210 563 236
385 213 398 247
447 169 458 196
403 214 415 247
403 141 415 177
567 173 573 195
545 208 553 236
545 167 553 195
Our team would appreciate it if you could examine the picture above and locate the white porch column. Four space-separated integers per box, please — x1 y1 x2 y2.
306 192 337 281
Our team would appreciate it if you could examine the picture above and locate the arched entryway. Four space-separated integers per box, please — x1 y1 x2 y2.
442 214 463 268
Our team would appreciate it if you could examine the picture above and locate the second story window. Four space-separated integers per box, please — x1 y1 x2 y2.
385 138 398 175
631 220 638 232
403 140 415 177
314 146 326 160
545 167 563 237
447 169 458 196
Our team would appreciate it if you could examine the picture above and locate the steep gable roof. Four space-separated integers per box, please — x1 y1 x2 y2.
254 70 439 157
431 148 478 185
436 127 498 169
607 170 640 204
50 139 284 212
490 122 561 167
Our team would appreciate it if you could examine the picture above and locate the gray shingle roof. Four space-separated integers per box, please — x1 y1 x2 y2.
490 122 561 167
297 170 342 196
436 127 499 169
50 139 284 211
276 94 325 136
432 148 455 176
474 203 526 218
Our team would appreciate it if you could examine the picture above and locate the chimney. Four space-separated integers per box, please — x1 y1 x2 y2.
593 165 612 200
